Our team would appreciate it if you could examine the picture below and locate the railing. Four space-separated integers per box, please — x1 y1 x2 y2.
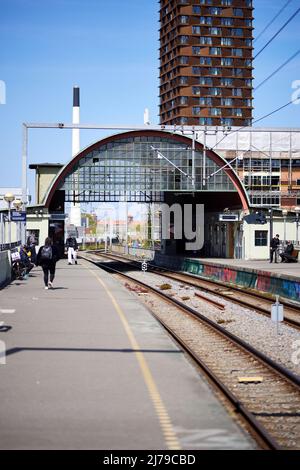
0 241 22 252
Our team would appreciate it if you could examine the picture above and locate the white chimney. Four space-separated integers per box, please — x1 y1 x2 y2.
144 108 150 125
72 86 80 156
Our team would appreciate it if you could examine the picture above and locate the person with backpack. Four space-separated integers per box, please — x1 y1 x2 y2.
65 235 78 265
37 237 59 289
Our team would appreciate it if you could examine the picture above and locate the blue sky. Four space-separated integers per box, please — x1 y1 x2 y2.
0 0 300 197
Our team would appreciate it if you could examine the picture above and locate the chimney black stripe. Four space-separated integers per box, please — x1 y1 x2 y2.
73 87 80 107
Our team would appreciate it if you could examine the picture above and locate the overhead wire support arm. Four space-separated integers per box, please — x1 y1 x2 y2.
150 146 194 184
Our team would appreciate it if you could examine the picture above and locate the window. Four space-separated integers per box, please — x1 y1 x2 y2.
199 16 212 25
232 48 243 56
209 87 221 96
221 18 233 26
255 231 268 247
179 16 189 24
221 58 233 66
192 86 201 95
210 47 221 55
192 66 201 74
232 108 243 116
210 27 221 35
197 77 213 85
192 46 201 55
199 117 213 125
209 7 222 15
221 98 233 106
221 37 232 46
179 96 188 105
192 107 201 115
179 76 188 85
200 57 212 65
192 6 201 13
199 97 212 105
233 8 243 16
179 56 189 64
179 36 189 44
221 77 233 86
199 36 212 45
192 26 201 34
209 67 221 75
210 108 221 116
179 117 188 125
221 0 232 5
231 28 243 36
221 118 233 126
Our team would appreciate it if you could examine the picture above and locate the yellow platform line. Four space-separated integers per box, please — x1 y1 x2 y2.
86 263 181 450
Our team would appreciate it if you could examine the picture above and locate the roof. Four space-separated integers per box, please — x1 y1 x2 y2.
29 163 64 169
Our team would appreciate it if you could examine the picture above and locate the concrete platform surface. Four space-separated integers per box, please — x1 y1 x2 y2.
0 259 255 450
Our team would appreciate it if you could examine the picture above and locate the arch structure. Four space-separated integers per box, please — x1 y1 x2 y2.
44 130 250 211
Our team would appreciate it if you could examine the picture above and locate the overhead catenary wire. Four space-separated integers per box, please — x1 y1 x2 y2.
211 96 300 150
254 49 300 91
254 0 293 43
254 6 300 59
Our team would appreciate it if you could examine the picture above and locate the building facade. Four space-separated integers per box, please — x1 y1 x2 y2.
159 0 254 126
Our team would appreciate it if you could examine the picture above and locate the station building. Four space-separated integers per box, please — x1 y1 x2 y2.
24 128 300 261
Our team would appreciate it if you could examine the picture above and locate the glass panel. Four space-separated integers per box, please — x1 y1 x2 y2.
60 136 236 202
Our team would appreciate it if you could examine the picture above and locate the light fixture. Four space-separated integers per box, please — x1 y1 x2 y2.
13 199 22 211
4 192 14 204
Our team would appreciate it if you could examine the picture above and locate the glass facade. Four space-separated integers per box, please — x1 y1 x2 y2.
60 136 235 203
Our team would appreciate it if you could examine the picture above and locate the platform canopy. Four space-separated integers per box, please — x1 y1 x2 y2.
44 130 249 210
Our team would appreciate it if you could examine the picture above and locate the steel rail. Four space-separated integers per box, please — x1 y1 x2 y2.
90 251 300 329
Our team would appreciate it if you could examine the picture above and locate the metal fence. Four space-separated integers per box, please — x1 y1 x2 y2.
0 241 21 252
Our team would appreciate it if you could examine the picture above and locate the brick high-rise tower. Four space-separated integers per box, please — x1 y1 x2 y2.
159 0 254 127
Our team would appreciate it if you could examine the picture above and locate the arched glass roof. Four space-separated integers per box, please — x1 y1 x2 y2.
59 135 235 203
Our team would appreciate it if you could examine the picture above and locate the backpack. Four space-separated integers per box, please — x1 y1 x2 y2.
41 246 52 261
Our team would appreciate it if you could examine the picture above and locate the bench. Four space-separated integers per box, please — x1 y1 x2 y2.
281 249 299 263
290 249 299 262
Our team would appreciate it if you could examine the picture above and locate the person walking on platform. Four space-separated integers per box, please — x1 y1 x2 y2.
37 237 59 289
270 234 280 263
66 235 78 265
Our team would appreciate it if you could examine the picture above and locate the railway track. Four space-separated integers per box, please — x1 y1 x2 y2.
82 252 300 450
89 251 300 329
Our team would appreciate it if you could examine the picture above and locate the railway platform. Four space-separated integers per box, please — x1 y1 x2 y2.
0 259 255 450
153 254 300 303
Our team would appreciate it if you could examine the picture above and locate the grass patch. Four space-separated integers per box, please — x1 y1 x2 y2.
159 283 172 290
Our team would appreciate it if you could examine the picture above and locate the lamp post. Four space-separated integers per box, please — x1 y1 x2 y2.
268 207 273 251
294 207 300 245
4 192 15 246
282 209 288 246
13 199 22 243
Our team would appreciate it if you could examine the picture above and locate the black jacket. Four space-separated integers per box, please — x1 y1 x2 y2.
285 243 294 255
65 237 78 250
37 245 59 266
270 237 280 249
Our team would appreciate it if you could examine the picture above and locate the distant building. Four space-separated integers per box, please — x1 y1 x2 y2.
159 0 254 126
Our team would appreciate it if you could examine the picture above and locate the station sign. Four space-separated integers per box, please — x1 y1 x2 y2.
219 214 239 222
11 211 26 222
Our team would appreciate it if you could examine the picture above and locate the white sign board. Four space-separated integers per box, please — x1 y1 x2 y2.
271 304 284 322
